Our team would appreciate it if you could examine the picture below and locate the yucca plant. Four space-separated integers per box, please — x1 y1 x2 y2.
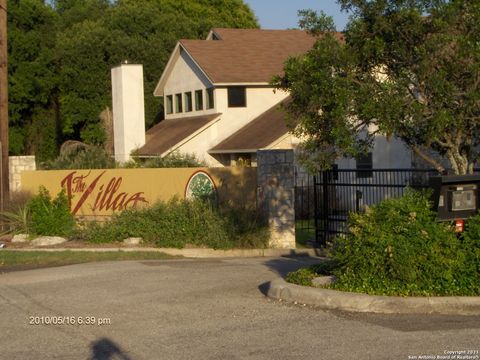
0 205 30 235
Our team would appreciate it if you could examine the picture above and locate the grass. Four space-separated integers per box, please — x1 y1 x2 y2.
0 250 179 272
295 219 316 248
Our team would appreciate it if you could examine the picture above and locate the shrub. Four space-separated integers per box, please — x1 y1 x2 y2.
40 144 116 170
329 189 477 296
0 191 34 235
84 199 269 249
27 187 75 237
127 151 206 168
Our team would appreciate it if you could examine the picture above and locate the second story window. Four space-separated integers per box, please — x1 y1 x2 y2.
184 92 192 112
228 87 246 107
195 90 203 111
206 88 214 109
165 95 173 114
175 93 182 113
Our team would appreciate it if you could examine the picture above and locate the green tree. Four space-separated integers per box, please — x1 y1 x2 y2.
8 0 258 159
53 0 259 144
8 0 59 161
276 1 480 175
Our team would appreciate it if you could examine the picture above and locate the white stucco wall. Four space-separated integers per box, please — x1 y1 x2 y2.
112 64 146 163
171 87 289 166
336 135 412 170
163 50 216 119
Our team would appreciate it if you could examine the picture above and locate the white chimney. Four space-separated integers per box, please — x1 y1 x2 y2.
111 63 146 163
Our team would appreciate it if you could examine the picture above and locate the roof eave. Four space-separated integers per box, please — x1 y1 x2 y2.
208 149 258 154
214 82 271 87
154 42 182 96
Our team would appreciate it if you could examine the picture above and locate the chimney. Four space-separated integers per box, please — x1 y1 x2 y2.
111 63 146 163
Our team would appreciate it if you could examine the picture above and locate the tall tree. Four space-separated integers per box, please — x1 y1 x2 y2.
8 0 58 161
276 0 480 175
8 0 258 159
54 0 259 146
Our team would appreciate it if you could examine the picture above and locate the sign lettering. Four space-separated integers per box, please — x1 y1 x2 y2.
61 171 148 215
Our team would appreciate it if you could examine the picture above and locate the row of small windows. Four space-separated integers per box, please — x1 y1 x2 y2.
165 89 214 115
165 87 247 115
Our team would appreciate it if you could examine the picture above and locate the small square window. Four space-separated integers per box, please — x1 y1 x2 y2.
206 88 214 109
356 152 373 178
184 92 192 112
165 95 173 114
228 87 246 107
195 90 203 111
175 93 182 113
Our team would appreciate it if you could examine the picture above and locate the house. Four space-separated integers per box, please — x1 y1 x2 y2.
131 28 412 170
135 28 317 166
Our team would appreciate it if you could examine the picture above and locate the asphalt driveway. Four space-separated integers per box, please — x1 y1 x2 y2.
0 256 478 360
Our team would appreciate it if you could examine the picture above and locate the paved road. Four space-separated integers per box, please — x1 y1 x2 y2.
0 257 478 360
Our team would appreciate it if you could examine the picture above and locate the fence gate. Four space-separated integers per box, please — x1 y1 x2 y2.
313 168 439 246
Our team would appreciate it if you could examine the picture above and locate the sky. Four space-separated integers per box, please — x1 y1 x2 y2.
243 0 350 30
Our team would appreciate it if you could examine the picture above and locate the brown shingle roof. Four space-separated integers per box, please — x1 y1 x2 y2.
209 99 290 153
180 29 320 83
138 113 221 156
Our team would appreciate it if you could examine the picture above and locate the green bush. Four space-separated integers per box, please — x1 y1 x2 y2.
27 187 76 237
40 145 116 170
329 189 477 296
127 151 206 168
84 199 269 249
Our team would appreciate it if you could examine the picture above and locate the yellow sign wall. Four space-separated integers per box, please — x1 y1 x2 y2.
21 167 257 217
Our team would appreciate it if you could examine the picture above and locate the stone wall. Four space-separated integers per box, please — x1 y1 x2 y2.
9 156 36 192
257 150 295 249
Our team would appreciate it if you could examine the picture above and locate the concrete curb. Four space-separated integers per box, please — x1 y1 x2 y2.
266 278 480 315
2 247 324 258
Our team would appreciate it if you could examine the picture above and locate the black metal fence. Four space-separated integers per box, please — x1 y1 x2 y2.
295 168 441 246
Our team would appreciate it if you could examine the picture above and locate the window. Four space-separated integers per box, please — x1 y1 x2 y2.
175 93 182 113
184 92 192 112
165 95 173 114
356 152 373 178
228 87 246 107
206 88 214 109
195 90 203 111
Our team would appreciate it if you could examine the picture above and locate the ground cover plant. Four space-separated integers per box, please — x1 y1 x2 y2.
82 198 269 250
287 189 480 296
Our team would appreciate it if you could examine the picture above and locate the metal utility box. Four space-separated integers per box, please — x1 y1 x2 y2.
429 175 480 221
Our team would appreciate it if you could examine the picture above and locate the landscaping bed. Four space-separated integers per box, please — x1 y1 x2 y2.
0 187 270 251
286 190 480 297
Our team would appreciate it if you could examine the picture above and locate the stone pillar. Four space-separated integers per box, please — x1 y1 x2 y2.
257 149 295 249
9 155 36 192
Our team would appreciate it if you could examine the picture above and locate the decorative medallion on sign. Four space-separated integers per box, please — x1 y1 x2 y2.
185 171 217 203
